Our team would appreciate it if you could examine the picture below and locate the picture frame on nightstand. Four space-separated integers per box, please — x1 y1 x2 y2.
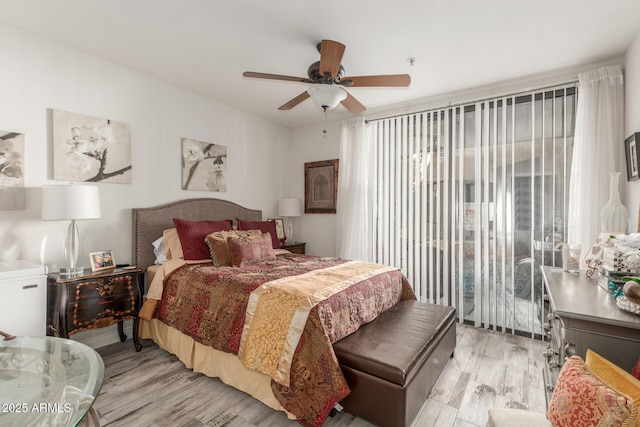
268 218 286 245
89 250 116 272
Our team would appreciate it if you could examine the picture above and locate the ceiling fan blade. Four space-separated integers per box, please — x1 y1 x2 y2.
243 71 313 84
341 92 366 114
343 74 411 87
319 40 346 79
278 91 310 110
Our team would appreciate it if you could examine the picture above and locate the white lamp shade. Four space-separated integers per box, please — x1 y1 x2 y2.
278 198 302 217
307 85 347 110
42 185 101 220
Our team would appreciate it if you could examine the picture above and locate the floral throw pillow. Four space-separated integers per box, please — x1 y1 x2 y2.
547 356 638 427
205 230 262 266
227 232 276 267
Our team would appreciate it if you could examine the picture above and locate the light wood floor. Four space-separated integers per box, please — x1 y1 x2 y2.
92 323 548 427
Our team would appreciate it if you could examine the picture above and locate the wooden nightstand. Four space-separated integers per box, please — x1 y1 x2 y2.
281 242 306 254
46 267 142 350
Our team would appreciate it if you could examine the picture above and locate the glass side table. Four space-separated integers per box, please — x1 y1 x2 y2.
0 333 104 427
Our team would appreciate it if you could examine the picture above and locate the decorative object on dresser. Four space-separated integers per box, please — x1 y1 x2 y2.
600 171 629 233
626 132 640 182
89 250 115 272
52 109 132 183
0 260 47 336
0 130 25 210
582 231 621 277
280 242 306 254
46 267 142 350
42 184 101 277
277 197 302 244
305 159 338 214
541 266 640 406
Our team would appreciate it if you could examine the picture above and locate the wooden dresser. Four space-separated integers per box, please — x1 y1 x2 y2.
47 267 142 348
541 266 640 404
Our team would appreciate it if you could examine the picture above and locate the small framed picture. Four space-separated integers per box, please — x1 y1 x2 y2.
268 218 286 245
625 132 639 181
89 250 116 272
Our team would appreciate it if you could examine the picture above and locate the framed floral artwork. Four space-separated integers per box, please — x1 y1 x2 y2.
181 138 227 191
52 109 132 183
0 130 25 209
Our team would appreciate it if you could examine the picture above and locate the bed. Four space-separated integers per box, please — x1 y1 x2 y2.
131 198 416 427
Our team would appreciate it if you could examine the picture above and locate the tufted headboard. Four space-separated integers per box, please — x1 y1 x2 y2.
132 198 262 272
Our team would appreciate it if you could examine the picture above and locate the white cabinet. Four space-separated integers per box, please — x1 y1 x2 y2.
0 260 47 336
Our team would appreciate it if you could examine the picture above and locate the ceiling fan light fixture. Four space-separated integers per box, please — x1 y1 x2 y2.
307 85 347 110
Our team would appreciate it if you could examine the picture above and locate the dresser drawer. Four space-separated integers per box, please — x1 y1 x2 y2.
69 291 137 332
71 274 135 302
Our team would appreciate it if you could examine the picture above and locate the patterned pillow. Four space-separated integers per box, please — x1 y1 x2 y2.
173 218 233 260
205 230 262 266
547 356 638 427
236 219 280 249
227 232 276 267
586 350 640 427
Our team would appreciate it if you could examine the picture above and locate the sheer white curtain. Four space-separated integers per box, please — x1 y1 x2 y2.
336 117 372 261
568 66 624 254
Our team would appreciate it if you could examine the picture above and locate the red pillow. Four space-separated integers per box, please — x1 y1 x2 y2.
633 355 640 380
173 218 233 260
227 233 276 267
237 219 279 249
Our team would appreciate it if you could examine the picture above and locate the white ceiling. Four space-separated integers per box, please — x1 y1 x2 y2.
1 0 639 128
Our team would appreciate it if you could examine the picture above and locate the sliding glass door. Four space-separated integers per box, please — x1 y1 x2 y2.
369 85 577 336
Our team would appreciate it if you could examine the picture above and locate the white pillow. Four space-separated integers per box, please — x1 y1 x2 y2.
152 236 167 264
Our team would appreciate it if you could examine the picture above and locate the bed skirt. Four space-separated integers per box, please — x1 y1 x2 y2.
139 318 296 420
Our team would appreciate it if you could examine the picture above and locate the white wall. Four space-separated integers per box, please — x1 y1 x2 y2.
287 120 342 257
624 29 640 232
0 25 291 347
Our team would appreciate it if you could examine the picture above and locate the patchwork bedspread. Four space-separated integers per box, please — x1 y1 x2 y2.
153 253 416 426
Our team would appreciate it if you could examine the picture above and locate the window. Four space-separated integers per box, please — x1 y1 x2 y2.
369 85 577 336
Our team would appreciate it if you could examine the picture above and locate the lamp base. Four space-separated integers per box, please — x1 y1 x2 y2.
60 266 84 277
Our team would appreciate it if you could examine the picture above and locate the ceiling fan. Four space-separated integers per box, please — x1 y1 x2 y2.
243 39 411 114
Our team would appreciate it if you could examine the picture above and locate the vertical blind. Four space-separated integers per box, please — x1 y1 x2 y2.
369 84 577 336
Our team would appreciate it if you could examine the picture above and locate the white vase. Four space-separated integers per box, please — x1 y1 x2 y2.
600 172 629 233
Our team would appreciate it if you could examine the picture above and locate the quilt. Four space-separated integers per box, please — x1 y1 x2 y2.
150 253 416 426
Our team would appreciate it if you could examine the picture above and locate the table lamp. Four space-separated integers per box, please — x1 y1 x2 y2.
278 198 302 244
42 184 101 276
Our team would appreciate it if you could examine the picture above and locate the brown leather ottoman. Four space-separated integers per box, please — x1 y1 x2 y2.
333 300 456 427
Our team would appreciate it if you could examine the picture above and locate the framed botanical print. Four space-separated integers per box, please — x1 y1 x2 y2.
52 109 132 183
181 138 227 191
304 159 338 214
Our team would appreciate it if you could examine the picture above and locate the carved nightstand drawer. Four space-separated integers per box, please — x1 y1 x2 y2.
73 274 135 302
